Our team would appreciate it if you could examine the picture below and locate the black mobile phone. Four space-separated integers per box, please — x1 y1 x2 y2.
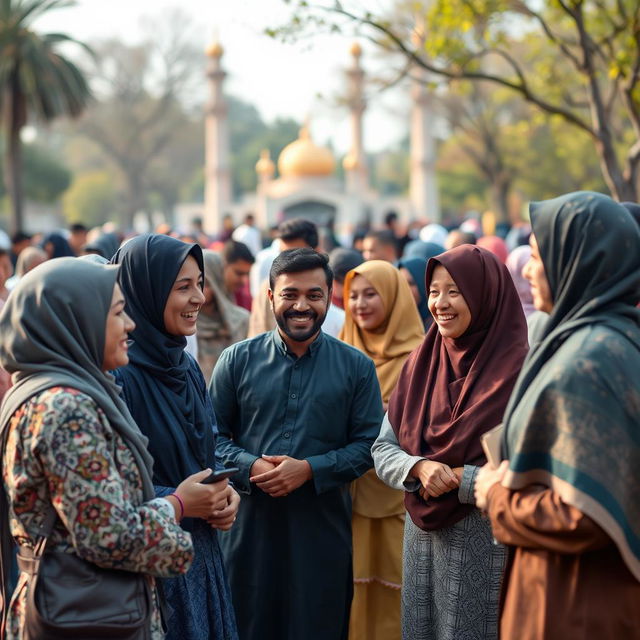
200 467 239 484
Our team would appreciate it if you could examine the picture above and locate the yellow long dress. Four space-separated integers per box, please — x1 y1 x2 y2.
340 261 425 640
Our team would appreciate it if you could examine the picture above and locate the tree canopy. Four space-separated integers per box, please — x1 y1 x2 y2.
273 0 640 201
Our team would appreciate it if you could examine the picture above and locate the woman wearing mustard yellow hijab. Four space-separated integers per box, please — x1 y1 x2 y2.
340 260 424 640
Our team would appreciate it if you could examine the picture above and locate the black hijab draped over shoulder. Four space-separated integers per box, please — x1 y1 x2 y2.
111 234 215 487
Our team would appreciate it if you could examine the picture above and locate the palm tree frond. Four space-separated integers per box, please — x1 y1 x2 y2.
13 0 76 26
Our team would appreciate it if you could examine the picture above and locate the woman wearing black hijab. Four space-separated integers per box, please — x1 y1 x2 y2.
41 231 74 259
112 234 239 640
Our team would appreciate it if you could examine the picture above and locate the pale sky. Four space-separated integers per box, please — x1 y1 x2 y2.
34 0 408 155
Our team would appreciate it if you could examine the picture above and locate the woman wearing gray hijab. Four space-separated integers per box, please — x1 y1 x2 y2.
0 258 212 639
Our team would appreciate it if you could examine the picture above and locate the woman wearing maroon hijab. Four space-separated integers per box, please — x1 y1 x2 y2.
372 244 528 640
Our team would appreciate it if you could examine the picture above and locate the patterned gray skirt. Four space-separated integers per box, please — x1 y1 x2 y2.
401 509 505 640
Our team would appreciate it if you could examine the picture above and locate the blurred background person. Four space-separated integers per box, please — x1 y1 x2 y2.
418 223 448 247
329 248 364 310
477 235 509 263
82 232 121 261
401 240 444 261
6 246 47 291
444 229 477 250
67 222 89 256
362 230 399 263
396 257 431 331
41 231 74 259
197 250 249 383
217 213 235 244
9 232 31 269
222 240 254 311
232 212 262 257
384 211 410 256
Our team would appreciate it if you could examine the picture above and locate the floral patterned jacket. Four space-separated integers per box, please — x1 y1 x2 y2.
2 386 194 639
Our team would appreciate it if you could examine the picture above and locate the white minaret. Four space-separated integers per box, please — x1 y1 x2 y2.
343 42 368 195
204 42 231 234
410 33 440 221
254 148 275 229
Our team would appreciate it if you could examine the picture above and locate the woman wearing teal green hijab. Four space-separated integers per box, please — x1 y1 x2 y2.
475 192 640 639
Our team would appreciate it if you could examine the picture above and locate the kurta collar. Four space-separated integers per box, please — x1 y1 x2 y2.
272 328 325 359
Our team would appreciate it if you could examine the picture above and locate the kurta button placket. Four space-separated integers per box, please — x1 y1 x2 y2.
282 357 303 455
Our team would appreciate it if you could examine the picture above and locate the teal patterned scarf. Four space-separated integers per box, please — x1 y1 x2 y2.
502 191 640 579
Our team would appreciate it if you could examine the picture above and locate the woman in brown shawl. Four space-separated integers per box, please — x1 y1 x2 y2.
475 191 640 639
196 250 249 383
372 244 528 640
340 260 424 640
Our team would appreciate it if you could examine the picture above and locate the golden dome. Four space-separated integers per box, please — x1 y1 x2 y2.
350 42 362 58
206 41 224 58
278 126 335 178
342 152 360 171
256 149 275 177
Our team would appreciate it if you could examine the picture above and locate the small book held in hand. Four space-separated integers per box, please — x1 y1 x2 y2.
480 423 504 469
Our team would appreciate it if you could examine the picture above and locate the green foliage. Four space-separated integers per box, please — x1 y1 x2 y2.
22 142 71 201
372 147 409 195
0 0 92 122
228 97 300 196
61 170 118 227
0 138 71 202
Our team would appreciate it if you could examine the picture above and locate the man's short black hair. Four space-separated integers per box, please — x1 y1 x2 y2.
11 231 31 244
278 218 319 249
69 223 88 234
364 229 399 255
269 248 333 291
329 248 363 283
223 240 255 265
384 211 399 227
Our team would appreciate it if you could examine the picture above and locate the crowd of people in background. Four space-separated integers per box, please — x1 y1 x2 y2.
0 192 639 640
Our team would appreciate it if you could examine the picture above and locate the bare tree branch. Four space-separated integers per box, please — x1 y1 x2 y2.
511 1 583 70
321 3 596 136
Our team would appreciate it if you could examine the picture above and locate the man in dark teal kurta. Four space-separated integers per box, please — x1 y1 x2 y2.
209 248 383 640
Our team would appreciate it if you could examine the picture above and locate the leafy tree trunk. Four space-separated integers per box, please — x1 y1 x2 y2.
3 76 27 234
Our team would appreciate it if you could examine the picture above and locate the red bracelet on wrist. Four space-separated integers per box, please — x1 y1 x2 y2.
169 492 185 520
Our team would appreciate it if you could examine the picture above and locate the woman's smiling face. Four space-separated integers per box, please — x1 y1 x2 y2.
163 255 205 336
428 264 472 339
348 273 386 332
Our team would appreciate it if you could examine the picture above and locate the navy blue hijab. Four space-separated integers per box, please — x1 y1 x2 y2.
397 257 431 327
111 234 216 487
42 231 74 258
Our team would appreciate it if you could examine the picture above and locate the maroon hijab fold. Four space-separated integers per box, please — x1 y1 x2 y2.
388 244 528 530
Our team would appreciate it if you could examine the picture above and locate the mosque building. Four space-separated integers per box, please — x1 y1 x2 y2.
202 40 440 235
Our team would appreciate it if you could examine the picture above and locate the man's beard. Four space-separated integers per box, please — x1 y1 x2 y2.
273 305 328 342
